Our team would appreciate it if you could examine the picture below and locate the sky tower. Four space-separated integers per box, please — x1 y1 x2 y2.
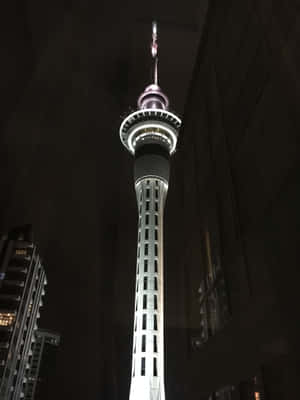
119 22 181 400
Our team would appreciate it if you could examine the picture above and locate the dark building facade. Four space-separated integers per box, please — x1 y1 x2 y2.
24 329 60 400
175 0 300 399
0 226 47 399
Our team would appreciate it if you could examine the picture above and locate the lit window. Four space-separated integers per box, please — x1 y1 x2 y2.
15 249 27 256
0 313 15 327
141 358 146 376
142 335 146 352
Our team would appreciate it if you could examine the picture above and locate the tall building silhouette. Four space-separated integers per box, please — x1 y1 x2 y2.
0 226 47 400
119 23 181 400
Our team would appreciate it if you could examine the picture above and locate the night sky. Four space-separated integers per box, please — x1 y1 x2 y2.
0 2 208 399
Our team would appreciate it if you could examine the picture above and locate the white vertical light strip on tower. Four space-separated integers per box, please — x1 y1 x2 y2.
129 178 167 400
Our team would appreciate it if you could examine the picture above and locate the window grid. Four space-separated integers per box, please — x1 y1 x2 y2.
133 179 166 380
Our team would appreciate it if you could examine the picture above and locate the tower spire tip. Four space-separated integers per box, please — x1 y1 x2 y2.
151 21 158 85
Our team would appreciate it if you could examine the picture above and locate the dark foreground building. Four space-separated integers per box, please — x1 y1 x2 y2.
174 0 300 399
0 226 47 399
24 329 60 400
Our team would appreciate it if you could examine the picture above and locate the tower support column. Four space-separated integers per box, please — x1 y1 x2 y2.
129 177 167 400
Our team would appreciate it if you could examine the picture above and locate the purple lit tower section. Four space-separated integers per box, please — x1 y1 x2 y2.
119 22 181 400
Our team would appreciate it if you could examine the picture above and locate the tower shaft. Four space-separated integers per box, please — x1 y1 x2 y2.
129 177 168 400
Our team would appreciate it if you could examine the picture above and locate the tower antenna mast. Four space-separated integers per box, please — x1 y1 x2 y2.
151 21 158 86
